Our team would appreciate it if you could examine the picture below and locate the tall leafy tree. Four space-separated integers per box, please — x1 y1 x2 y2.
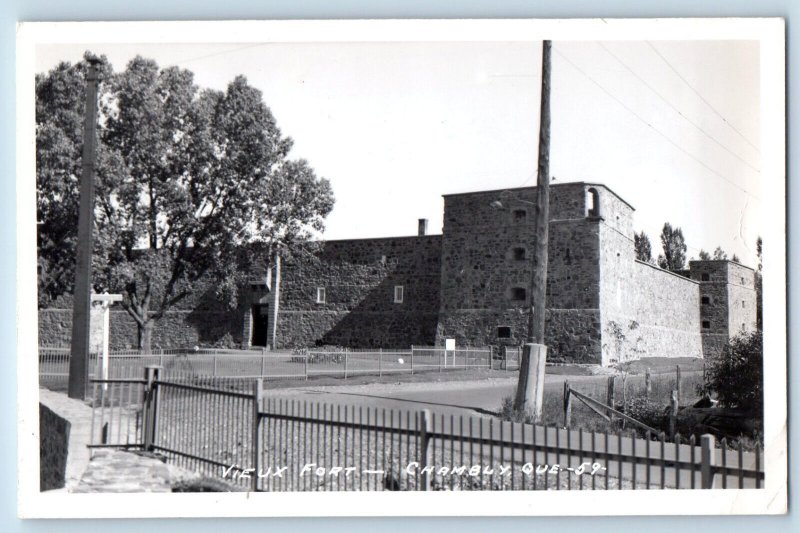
712 246 728 260
657 222 687 272
36 54 334 350
698 249 711 260
633 231 653 263
756 236 763 331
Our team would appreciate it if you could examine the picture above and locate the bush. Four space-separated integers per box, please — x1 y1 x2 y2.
622 396 668 434
499 395 534 424
699 330 762 411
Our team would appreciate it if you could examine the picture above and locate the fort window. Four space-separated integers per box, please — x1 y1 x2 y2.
701 296 710 305
586 187 600 217
741 276 746 285
701 273 710 281
513 209 527 224
316 287 326 304
497 326 512 338
512 247 526 260
702 320 711 329
394 285 404 303
510 287 527 301
742 300 746 308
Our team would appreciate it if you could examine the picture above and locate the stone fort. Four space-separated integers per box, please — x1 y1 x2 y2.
39 182 757 365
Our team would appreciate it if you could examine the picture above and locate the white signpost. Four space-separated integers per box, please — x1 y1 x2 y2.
444 338 455 368
91 292 123 389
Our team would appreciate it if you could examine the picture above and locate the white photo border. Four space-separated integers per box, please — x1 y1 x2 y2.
16 18 787 518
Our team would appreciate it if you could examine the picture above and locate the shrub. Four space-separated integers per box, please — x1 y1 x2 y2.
499 395 534 424
622 396 668 434
699 330 763 411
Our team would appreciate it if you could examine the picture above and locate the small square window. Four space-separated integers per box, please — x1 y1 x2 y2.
512 247 526 261
741 277 746 285
394 285 404 303
742 300 746 308
316 287 326 304
701 273 710 281
702 320 711 329
513 209 527 223
701 296 710 305
497 326 512 339
511 287 527 301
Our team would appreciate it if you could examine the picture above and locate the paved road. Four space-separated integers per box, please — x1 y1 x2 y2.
269 373 602 419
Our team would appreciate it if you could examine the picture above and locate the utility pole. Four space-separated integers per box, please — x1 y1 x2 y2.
513 40 551 420
68 57 102 400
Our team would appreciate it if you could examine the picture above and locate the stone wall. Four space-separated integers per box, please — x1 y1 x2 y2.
436 182 606 358
39 403 70 491
39 308 245 349
727 262 758 336
275 236 442 348
689 260 757 357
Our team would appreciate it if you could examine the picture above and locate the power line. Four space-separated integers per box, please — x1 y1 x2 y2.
554 48 761 203
174 43 268 67
596 42 760 174
645 41 761 154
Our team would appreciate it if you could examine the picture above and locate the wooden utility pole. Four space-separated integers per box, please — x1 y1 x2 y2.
68 57 102 400
513 40 551 420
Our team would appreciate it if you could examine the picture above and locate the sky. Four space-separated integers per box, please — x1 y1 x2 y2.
35 40 762 266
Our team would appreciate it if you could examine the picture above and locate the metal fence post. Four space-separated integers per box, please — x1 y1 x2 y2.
344 350 348 380
411 346 415 375
701 434 716 489
252 378 264 492
304 352 308 380
379 348 383 378
142 365 162 451
212 356 218 377
419 409 432 491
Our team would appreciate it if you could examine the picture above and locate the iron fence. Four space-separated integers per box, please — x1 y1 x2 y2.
89 367 764 492
42 346 500 386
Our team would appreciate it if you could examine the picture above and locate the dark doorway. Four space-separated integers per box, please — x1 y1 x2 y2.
251 304 270 347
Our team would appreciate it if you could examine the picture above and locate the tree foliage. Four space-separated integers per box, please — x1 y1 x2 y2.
656 222 687 272
698 249 711 261
712 246 728 260
756 236 763 331
36 53 335 349
633 231 653 263
700 330 763 412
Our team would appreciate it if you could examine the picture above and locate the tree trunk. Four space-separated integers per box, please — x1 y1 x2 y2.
138 320 154 353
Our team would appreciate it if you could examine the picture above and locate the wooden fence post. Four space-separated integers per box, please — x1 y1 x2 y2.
700 434 716 489
304 352 308 380
607 376 616 423
411 346 415 375
419 409 432 491
252 378 264 492
213 356 218 377
645 368 651 399
379 348 383 378
669 390 679 438
676 365 682 405
344 350 348 380
563 380 572 428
